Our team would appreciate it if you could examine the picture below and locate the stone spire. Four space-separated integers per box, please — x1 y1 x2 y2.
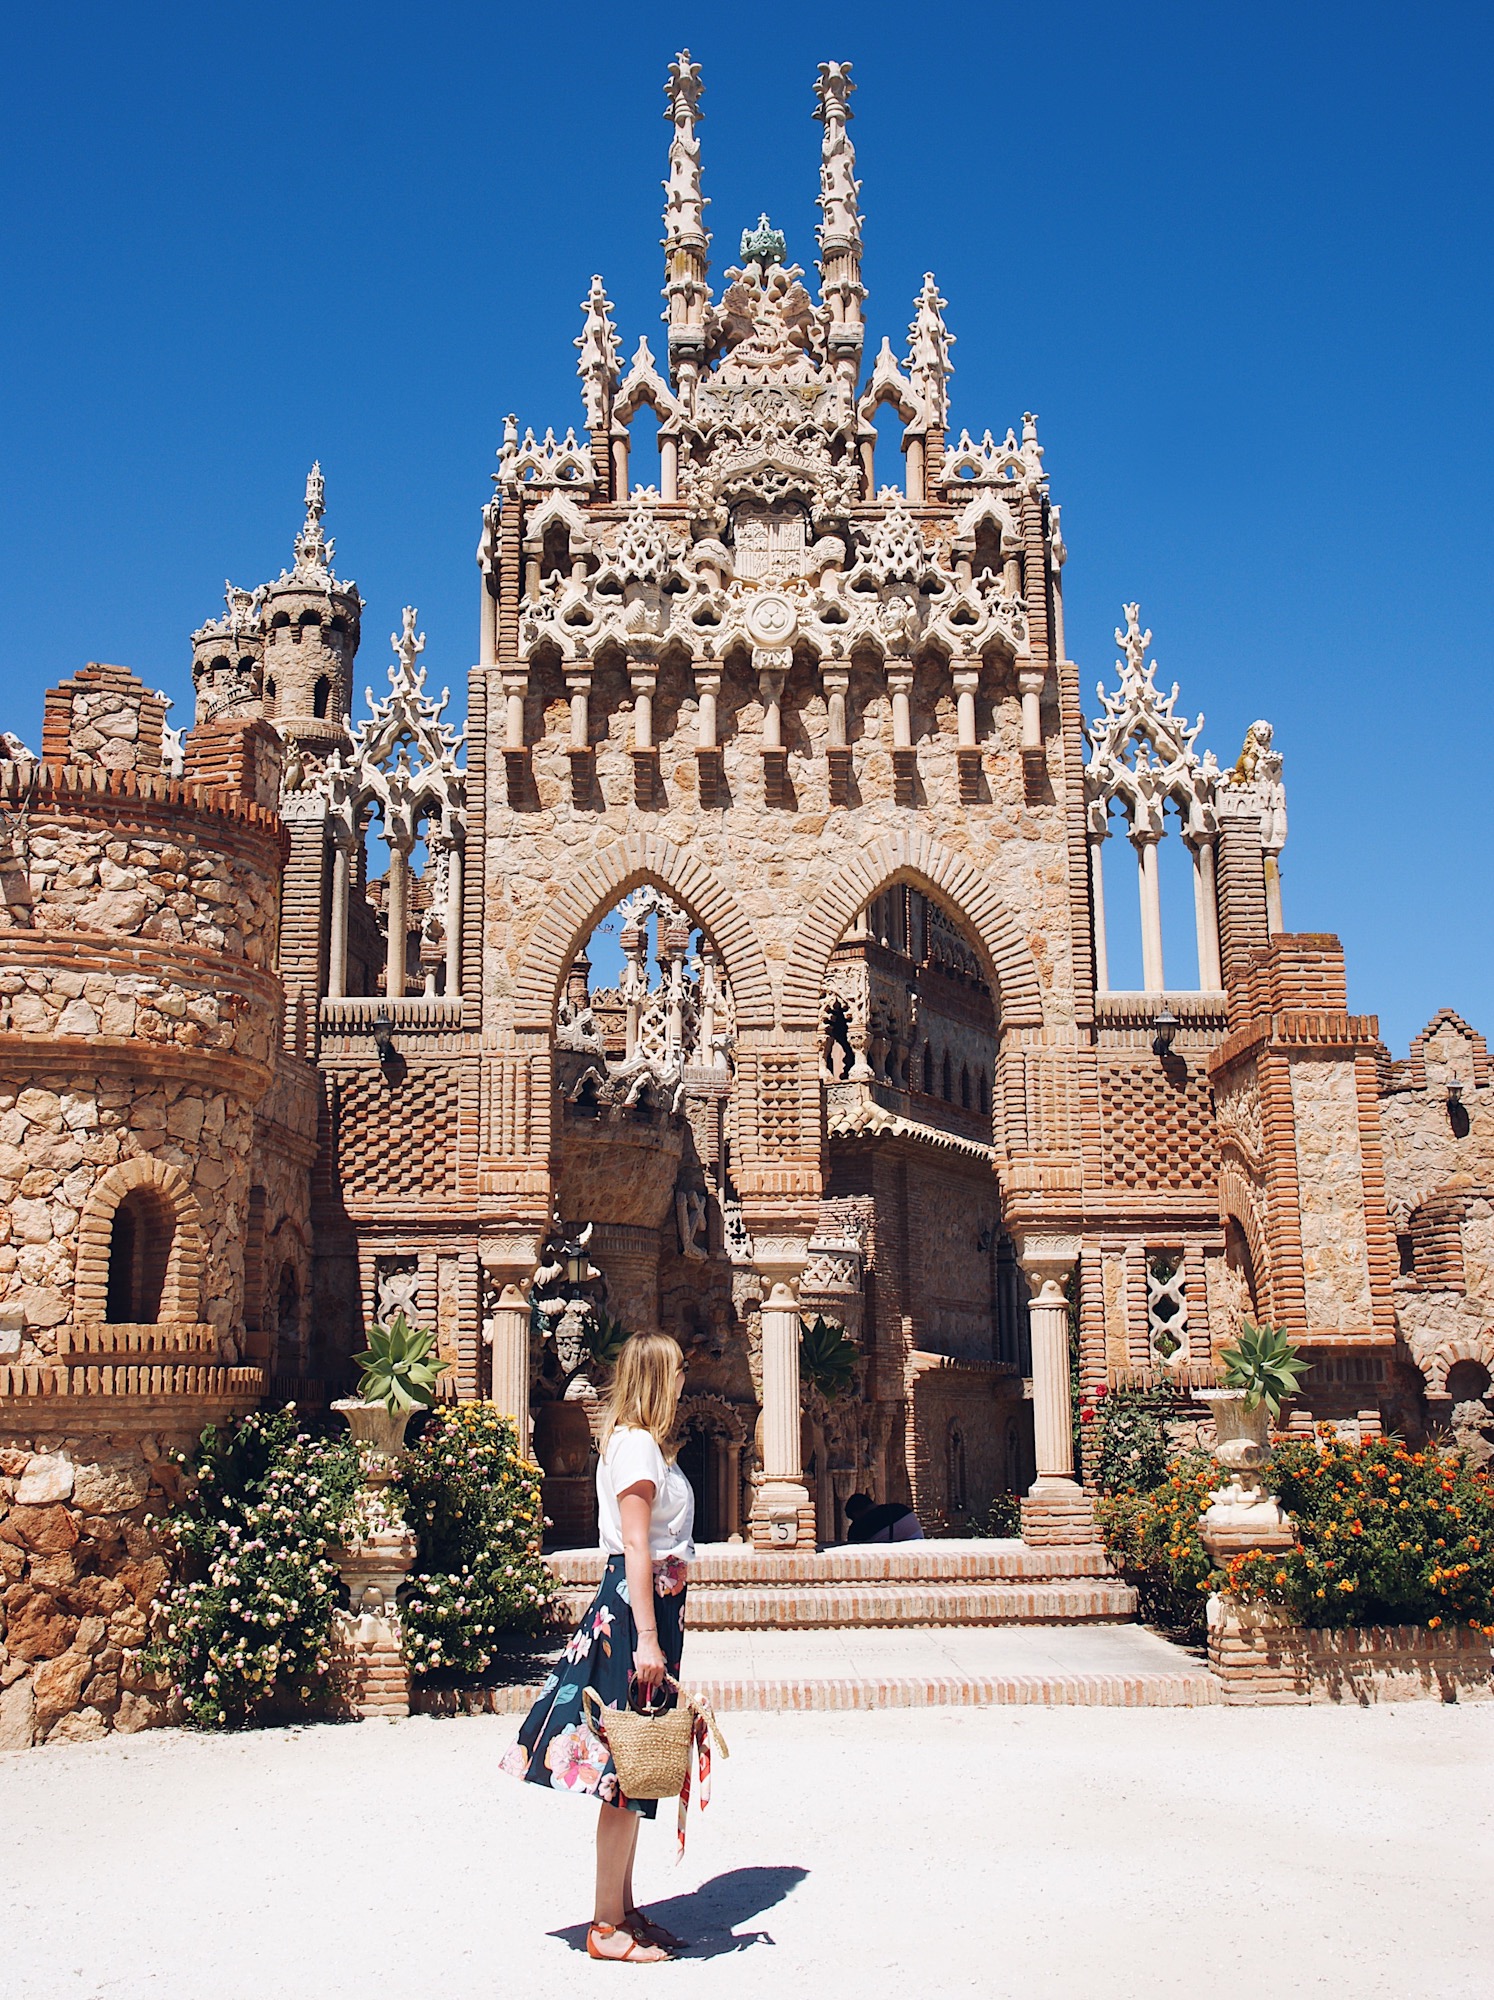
906 275 953 435
292 461 336 584
814 59 865 391
662 50 710 399
575 275 621 432
258 463 363 772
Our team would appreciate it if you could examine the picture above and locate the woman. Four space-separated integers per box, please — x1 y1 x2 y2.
502 1331 695 1964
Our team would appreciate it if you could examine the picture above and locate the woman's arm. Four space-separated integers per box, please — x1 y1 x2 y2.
617 1485 665 1688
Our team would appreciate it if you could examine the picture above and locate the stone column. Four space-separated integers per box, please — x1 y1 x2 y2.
489 1284 531 1438
1017 662 1045 754
1133 829 1165 992
696 670 720 750
443 837 464 999
479 567 498 668
749 1270 816 1550
1089 828 1110 994
567 674 591 752
503 674 527 751
887 664 914 749
1015 1236 1098 1545
384 837 411 1001
725 1439 743 1540
953 666 980 749
630 668 655 752
1191 836 1223 990
1264 853 1285 936
327 824 352 999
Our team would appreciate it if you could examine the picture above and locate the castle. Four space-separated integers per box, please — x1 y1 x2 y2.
1 55 1489 1742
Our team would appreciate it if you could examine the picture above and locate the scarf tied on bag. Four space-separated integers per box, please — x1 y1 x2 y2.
675 1701 728 1859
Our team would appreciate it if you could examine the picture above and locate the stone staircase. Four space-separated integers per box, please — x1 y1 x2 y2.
546 1540 1138 1629
413 1542 1220 1714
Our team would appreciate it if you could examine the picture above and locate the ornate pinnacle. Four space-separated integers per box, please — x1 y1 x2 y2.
815 59 863 268
575 276 621 431
662 48 708 255
906 274 953 430
391 605 426 688
292 460 335 579
740 213 787 267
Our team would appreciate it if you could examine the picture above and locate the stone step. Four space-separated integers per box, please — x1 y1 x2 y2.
416 1621 1217 1712
419 1669 1221 1714
552 1580 1138 1628
545 1538 1116 1591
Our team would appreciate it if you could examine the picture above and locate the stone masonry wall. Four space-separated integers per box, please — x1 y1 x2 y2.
0 1430 186 1750
0 1075 257 1355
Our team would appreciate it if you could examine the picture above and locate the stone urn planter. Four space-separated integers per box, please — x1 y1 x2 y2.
329 1400 420 1718
1197 1388 1293 1558
331 1398 415 1477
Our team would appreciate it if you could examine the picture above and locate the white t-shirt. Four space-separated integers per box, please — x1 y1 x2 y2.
596 1426 696 1561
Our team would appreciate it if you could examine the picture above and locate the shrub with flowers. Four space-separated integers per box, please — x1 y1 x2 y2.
1223 1431 1494 1633
1083 1379 1196 1495
150 1407 361 1729
1096 1454 1218 1639
395 1404 556 1683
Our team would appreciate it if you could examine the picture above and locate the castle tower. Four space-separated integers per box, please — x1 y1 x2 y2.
191 584 267 726
258 464 362 770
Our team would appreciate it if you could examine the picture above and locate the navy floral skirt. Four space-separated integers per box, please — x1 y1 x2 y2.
500 1553 688 1819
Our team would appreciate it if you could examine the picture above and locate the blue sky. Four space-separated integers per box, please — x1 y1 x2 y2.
2 2 1489 1051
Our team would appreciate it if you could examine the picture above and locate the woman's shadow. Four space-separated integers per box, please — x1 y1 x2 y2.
550 1864 809 1959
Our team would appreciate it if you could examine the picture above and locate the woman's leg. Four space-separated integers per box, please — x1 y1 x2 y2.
622 1810 640 1914
593 1805 665 1960
595 1802 634 1925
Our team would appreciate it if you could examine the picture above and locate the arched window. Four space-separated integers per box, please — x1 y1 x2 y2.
105 1188 174 1324
960 1065 971 1110
979 1074 991 1115
942 1051 953 1101
922 1044 934 1095
312 675 331 720
265 675 277 713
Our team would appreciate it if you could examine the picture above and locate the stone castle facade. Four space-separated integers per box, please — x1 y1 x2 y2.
1 55 1489 1741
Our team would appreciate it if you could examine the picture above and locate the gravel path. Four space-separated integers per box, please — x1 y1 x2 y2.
3 1703 1491 1998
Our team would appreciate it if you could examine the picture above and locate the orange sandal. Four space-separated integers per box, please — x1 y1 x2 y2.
586 1922 672 1963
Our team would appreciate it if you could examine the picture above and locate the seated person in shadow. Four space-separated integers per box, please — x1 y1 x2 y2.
844 1491 925 1544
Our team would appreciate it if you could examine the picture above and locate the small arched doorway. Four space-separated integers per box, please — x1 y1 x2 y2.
105 1188 175 1324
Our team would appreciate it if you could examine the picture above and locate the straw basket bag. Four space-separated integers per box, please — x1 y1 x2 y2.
583 1679 728 1801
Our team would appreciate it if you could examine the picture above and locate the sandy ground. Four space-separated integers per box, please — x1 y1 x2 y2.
3 1703 1491 1999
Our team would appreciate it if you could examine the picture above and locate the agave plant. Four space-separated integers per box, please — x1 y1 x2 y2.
1218 1319 1310 1421
799 1314 859 1402
585 1307 632 1370
353 1311 448 1413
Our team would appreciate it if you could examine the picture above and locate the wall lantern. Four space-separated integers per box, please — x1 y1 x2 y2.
371 1009 396 1066
1151 1007 1180 1059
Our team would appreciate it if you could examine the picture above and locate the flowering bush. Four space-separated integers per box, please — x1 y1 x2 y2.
150 1407 361 1729
1083 1380 1195 1495
1223 1432 1494 1633
1096 1454 1218 1639
395 1404 556 1682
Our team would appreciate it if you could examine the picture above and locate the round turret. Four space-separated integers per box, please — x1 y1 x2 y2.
191 585 266 726
258 463 362 768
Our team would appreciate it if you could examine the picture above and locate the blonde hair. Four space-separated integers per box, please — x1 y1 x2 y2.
601 1331 684 1453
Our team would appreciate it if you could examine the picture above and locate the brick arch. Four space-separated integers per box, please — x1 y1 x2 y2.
512 834 775 1034
781 831 1043 1031
677 1392 749 1444
1420 1332 1494 1398
74 1156 207 1324
1218 1164 1272 1321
